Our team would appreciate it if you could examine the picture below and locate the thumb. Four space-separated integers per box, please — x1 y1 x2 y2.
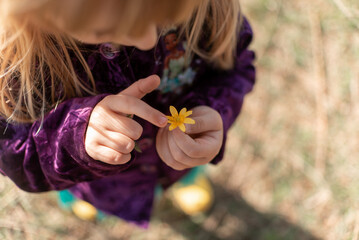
120 75 160 99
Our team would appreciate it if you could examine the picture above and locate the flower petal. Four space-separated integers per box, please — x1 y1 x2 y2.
170 106 178 117
184 118 195 124
169 124 176 131
178 123 186 132
167 117 175 123
184 110 193 117
179 108 187 116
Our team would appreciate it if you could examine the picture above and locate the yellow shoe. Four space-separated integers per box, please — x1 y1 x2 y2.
170 175 213 215
71 200 98 221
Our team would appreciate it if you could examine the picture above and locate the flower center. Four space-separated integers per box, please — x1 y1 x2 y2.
175 116 183 123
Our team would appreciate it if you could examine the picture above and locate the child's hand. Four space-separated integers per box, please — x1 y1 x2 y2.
85 75 167 165
156 106 223 170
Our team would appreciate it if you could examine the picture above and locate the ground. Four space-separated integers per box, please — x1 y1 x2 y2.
1 0 359 239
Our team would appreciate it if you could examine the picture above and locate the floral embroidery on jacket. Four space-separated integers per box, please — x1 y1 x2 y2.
158 29 196 94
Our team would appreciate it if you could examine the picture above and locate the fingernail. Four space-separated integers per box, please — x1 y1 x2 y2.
159 116 168 126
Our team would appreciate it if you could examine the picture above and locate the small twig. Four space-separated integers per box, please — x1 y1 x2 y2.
330 0 359 29
353 210 359 240
0 190 19 210
0 221 31 234
309 6 329 175
332 0 354 17
0 220 53 240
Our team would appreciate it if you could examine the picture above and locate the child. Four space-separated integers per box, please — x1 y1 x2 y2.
0 0 255 227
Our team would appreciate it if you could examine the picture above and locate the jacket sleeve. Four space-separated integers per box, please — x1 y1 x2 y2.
0 94 135 192
178 17 256 164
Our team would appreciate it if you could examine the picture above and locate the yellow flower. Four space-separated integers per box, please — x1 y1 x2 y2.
167 106 195 132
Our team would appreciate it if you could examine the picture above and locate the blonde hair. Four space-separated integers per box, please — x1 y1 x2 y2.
0 0 241 123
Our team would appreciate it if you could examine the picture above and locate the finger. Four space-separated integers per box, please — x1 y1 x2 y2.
97 130 135 154
87 145 131 165
185 114 223 134
101 114 143 140
172 128 222 159
168 130 204 167
105 94 167 127
156 128 189 171
89 105 144 140
120 75 160 99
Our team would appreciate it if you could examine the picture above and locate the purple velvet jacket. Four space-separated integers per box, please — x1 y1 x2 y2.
0 19 255 226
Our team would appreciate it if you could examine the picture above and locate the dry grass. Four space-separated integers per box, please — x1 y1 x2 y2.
1 0 359 239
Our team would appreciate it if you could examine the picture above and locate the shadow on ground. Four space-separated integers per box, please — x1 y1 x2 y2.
153 182 321 240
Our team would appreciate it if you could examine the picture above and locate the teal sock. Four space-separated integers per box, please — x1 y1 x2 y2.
57 190 76 210
178 165 206 186
58 190 106 220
